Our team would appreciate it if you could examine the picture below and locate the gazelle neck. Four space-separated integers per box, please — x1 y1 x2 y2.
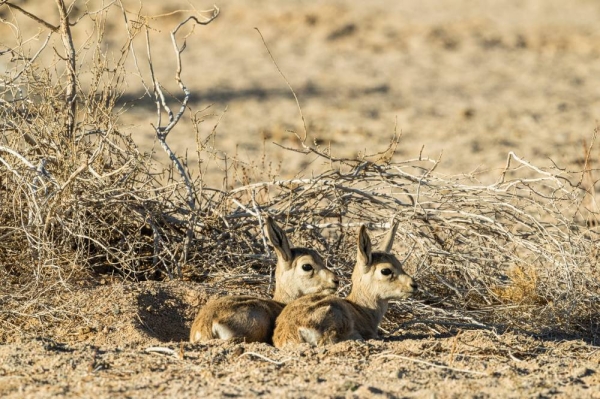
272 284 295 304
346 285 388 335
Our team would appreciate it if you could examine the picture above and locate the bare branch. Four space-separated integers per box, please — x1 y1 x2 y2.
3 1 59 31
55 0 77 140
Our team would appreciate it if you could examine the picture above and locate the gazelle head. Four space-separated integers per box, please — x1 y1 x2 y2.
265 216 339 303
352 222 417 302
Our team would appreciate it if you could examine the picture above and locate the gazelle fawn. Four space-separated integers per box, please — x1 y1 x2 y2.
273 223 417 347
189 216 338 344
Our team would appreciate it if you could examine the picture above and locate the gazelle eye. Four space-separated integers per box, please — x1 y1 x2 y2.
381 268 392 276
301 264 313 272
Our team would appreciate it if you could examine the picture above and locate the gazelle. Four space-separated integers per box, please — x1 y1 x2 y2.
189 216 339 344
273 223 417 347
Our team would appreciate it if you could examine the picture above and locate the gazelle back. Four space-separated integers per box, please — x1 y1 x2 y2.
189 216 338 343
273 223 417 347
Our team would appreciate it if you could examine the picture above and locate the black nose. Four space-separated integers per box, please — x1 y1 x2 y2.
411 282 418 291
333 277 340 286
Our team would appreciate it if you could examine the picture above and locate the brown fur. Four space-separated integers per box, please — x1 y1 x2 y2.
189 217 338 343
189 296 284 344
273 224 417 347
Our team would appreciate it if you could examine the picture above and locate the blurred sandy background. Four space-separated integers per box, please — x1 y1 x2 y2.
3 0 600 186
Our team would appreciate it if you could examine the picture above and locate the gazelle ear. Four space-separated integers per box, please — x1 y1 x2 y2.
356 225 372 268
265 216 292 263
379 217 399 253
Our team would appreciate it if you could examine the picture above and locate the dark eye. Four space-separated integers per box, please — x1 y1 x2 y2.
301 264 313 272
381 268 392 276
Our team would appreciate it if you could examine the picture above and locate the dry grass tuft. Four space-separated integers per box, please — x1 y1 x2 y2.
491 265 546 306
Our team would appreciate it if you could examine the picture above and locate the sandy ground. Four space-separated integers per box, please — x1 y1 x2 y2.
1 281 599 398
2 0 600 397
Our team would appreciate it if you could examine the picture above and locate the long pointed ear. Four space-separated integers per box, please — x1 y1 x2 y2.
265 216 292 263
379 217 399 253
356 225 372 268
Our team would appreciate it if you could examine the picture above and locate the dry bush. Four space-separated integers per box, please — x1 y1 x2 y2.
0 1 598 344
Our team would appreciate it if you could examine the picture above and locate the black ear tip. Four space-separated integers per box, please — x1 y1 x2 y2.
266 216 281 234
360 225 371 239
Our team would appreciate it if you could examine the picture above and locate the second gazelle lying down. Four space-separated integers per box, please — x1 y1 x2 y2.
189 216 338 344
273 223 417 347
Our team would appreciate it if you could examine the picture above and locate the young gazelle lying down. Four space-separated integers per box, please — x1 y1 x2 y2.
273 223 417 347
189 216 339 344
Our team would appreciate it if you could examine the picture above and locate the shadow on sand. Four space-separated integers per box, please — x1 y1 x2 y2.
136 288 191 342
